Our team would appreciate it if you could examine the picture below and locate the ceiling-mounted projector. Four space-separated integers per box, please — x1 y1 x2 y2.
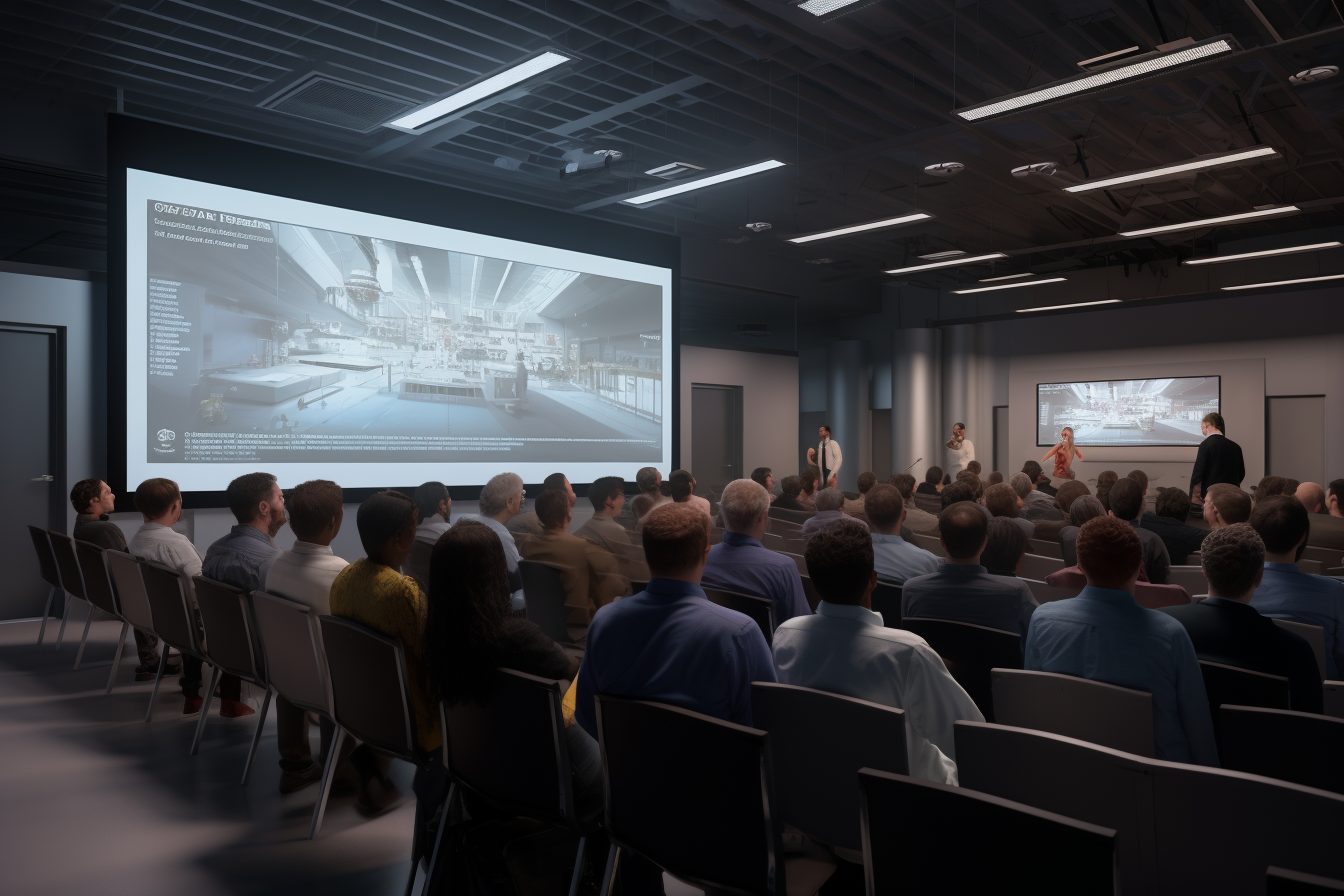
924 162 965 177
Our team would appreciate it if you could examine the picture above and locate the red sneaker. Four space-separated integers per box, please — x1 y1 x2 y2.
183 697 203 715
219 699 255 718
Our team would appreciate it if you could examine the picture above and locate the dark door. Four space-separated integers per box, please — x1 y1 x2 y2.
993 405 1010 475
691 384 743 494
0 327 61 619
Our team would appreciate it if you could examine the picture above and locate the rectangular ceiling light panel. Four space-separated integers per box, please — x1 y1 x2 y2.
622 160 787 206
885 253 1006 274
952 277 1066 294
956 37 1238 121
979 272 1034 282
1184 241 1342 265
795 0 885 22
787 213 932 243
1077 46 1141 69
1221 273 1344 291
1017 299 1122 313
1065 146 1279 193
1117 205 1298 237
387 50 575 132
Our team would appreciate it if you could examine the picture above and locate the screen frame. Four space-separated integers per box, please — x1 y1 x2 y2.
1034 375 1221 448
108 114 680 510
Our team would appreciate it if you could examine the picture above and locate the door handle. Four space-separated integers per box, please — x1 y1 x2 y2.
32 474 54 482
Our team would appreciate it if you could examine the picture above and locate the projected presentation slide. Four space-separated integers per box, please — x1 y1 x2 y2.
1036 377 1220 447
125 169 672 491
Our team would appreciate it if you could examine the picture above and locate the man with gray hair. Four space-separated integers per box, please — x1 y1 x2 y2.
470 472 526 608
1012 471 1063 522
800 487 869 540
702 478 811 624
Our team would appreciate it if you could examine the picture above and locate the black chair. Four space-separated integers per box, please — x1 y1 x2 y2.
105 549 159 692
703 587 775 644
192 576 272 781
47 531 91 661
1219 705 1344 795
901 617 1021 721
1326 681 1344 720
137 557 212 725
28 525 64 646
858 768 1116 895
593 696 835 896
869 583 902 628
797 574 822 612
1268 867 1344 894
520 559 573 645
403 538 434 591
74 540 133 693
751 682 907 856
1199 660 1291 743
992 669 1155 758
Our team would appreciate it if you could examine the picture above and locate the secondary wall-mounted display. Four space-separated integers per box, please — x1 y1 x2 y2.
1036 376 1220 447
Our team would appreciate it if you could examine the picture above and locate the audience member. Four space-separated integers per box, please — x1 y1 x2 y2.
669 469 712 519
801 487 869 540
866 484 939 585
508 472 574 537
984 482 1034 539
1035 473 1058 498
890 473 939 536
750 466 776 502
470 472 526 607
1059 495 1106 568
772 522 983 784
632 466 670 522
1190 411 1245 501
981 517 1029 576
1249 496 1344 679
261 479 349 793
1095 470 1118 512
1203 483 1252 528
1302 479 1344 551
966 460 983 479
987 471 1004 487
702 479 810 624
941 473 952 490
1032 480 1091 543
954 469 984 501
1021 460 1057 499
1160 525 1321 713
901 502 1037 636
939 479 982 514
412 481 452 544
1141 488 1209 565
1024 517 1218 765
575 476 631 553
1017 467 1063 521
844 471 878 514
772 475 810 512
1328 480 1344 517
1296 481 1326 514
798 467 821 511
1127 470 1149 497
1107 477 1171 584
1253 475 1296 504
519 489 626 620
917 466 943 496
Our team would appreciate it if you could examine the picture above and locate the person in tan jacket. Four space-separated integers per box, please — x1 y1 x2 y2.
519 489 628 622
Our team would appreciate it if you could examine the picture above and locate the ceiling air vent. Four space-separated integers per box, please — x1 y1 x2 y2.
260 75 415 133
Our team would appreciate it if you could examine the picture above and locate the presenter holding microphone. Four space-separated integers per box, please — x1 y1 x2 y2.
807 425 842 488
946 422 975 475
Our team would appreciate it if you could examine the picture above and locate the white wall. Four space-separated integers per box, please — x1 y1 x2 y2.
680 345 799 483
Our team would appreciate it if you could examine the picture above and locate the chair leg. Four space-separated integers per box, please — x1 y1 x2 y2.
568 836 588 896
54 592 71 650
105 622 129 694
597 844 620 896
144 650 168 723
403 855 419 896
190 664 222 756
309 727 347 840
240 687 273 785
36 585 56 645
73 604 95 670
422 782 456 896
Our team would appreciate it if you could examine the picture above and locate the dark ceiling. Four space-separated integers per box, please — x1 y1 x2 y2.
1 0 1342 307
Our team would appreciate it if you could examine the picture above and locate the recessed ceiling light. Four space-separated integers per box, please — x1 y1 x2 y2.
622 159 788 206
953 277 1067 294
1290 65 1338 85
387 49 575 131
1066 146 1280 193
886 253 1007 274
1012 162 1060 177
980 272 1036 282
956 36 1239 121
918 250 966 260
1221 273 1344 291
1118 205 1299 237
1077 46 1141 69
1184 241 1342 265
793 0 883 22
924 162 965 178
1017 299 1122 313
786 213 933 244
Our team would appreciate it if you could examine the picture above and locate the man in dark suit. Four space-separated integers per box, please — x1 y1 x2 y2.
771 475 812 513
1142 487 1210 565
1189 412 1245 503
1160 524 1321 713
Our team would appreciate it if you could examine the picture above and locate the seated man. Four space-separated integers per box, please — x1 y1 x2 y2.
750 466 777 503
1107 477 1171 585
901 502 1037 636
1016 464 1064 521
941 479 991 521
1249 496 1344 679
955 470 984 502
866 484 939 585
669 469 712 519
508 472 574 538
797 467 820 511
470 472 526 606
1060 496 1106 568
801 487 869 540
1203 483 1252 529
1025 517 1218 766
261 479 350 793
1142 488 1210 565
984 481 1034 539
843 471 878 515
575 476 631 554
1032 480 1091 543
1161 524 1322 713
519 489 626 620
412 481 452 543
772 521 983 784
702 479 810 624
981 517 1029 577
1299 479 1344 552
917 466 943 496
631 466 670 525
891 473 939 536
772 475 811 512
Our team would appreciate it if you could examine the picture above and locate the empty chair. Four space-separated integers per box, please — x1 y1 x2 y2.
1273 619 1327 680
47 532 90 660
858 768 1116 896
519 559 572 645
104 550 157 678
901 618 1021 721
192 576 271 780
1167 565 1209 595
703 588 775 644
1326 681 1344 719
1029 538 1063 560
1268 867 1344 894
992 669 1155 757
137 557 211 724
868 583 902 628
911 533 944 557
1023 576 1081 604
1199 660 1291 724
27 525 64 646
74 540 132 693
1019 552 1065 580
1219 706 1344 794
593 695 836 896
751 682 907 857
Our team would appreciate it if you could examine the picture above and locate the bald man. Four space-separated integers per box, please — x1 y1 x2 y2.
1299 481 1344 553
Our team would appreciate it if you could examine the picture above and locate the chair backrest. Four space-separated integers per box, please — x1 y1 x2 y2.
1326 681 1344 720
858 768 1116 896
751 682 907 853
1029 538 1063 559
1273 619 1328 680
780 551 807 576
252 592 330 715
28 525 62 590
594 695 785 896
1267 867 1344 894
74 541 121 616
192 576 264 684
992 669 1155 757
105 550 154 631
768 518 802 537
1167 565 1209 595
913 494 942 514
1219 705 1344 795
797 574 821 612
869 582 902 628
1133 582 1192 609
319 615 418 762
519 559 570 644
136 557 202 654
768 506 813 525
1019 552 1065 580
760 531 784 551
402 538 434 590
47 531 86 600
703 588 775 643
1297 558 1327 575
911 533 944 557
441 668 575 829
1301 544 1341 567
1024 576 1081 603
901 617 1021 721
1199 660 1291 723
709 527 725 546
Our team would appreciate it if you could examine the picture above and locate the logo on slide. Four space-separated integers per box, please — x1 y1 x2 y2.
154 428 176 455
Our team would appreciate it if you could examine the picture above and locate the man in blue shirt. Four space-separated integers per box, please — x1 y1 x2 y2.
701 479 811 625
866 484 940 584
1249 496 1344 679
800 487 869 540
1025 516 1218 766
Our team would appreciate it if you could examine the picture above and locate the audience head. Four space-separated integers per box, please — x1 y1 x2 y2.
1204 484 1252 528
982 517 1028 576
941 473 952 488
413 481 450 524
1076 516 1142 591
588 476 626 515
1295 481 1326 514
1095 470 1118 511
1250 495 1310 561
720 478 770 534
134 478 182 523
940 479 977 510
1329 480 1344 517
939 501 989 562
955 469 984 500
669 469 695 502
890 473 917 500
814 487 845 513
1254 475 1299 504
924 466 943 487
1200 524 1265 601
983 482 1021 519
1201 411 1225 434
1154 487 1192 522
227 472 285 535
1055 480 1091 514
71 478 114 516
804 520 875 606
750 466 774 493
987 471 1004 486
479 472 524 519
1069 495 1106 528
966 460 983 477
642 503 711 581
1008 472 1033 503
1127 470 1148 493
356 490 418 567
1107 477 1144 523
636 466 662 496
424 520 513 706
286 479 343 545
864 484 905 535
535 488 572 531
543 472 576 508
780 475 803 498
1021 460 1043 483
857 471 878 495
800 467 820 496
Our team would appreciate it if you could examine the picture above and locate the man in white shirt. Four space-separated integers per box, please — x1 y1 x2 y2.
471 472 526 609
865 484 940 584
261 479 350 793
946 422 975 475
807 425 843 488
772 521 984 784
412 481 452 544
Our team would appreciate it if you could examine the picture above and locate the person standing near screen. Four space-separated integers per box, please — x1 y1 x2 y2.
1042 426 1083 481
946 423 975 475
1189 412 1245 502
807 425 842 488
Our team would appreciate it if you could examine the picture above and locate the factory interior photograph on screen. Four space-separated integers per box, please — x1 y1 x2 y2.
1037 376 1221 447
143 199 664 466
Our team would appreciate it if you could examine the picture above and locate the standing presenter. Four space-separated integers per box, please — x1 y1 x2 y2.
807 425 843 488
946 422 975 475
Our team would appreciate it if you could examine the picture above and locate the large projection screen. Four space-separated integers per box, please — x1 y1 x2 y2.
1036 376 1220 447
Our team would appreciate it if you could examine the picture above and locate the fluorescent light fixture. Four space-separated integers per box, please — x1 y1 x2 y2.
918 250 966 260
953 277 1066 294
1221 273 1344 291
622 159 787 205
1065 146 1279 193
794 0 884 22
980 272 1034 282
387 50 574 131
886 253 1006 274
1078 46 1140 68
956 36 1238 121
1017 299 1122 313
1183 241 1342 265
1118 205 1298 237
786 213 932 244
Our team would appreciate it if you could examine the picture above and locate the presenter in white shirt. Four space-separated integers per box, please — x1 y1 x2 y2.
946 422 975 475
807 425 843 488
